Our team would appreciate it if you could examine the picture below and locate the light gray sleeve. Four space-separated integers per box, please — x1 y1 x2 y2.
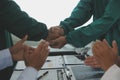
0 49 13 70
101 64 120 80
17 67 38 80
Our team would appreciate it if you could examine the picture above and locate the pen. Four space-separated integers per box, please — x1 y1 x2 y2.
37 71 48 80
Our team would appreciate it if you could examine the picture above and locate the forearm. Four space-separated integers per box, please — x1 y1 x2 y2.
1 0 48 41
60 0 93 34
66 18 114 47
66 0 120 47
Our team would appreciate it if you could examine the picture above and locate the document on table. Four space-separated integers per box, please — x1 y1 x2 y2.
63 55 84 65
15 56 64 70
70 65 104 80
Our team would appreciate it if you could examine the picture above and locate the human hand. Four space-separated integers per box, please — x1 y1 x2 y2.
49 36 67 48
116 56 120 67
45 26 64 41
50 26 64 36
9 35 28 61
24 40 49 71
84 56 101 68
93 39 118 71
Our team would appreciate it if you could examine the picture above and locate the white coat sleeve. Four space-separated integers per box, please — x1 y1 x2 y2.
101 64 120 80
17 67 38 80
0 49 13 70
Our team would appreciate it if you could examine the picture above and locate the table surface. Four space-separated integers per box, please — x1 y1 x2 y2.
10 43 104 80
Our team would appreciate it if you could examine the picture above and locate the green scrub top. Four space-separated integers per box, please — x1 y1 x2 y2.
0 0 48 50
60 0 120 54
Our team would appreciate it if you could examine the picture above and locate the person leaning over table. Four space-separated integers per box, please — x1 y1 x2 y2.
0 35 49 80
0 0 60 79
92 39 120 80
48 0 120 68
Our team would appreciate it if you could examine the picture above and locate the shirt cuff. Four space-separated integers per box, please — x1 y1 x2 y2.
0 49 13 70
17 67 38 80
101 64 120 80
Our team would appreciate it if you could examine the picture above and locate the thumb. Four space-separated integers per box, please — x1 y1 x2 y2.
17 35 28 45
21 35 28 43
112 40 118 54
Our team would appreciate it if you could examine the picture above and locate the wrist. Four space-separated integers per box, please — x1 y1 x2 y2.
64 36 67 44
103 63 115 71
59 27 64 36
9 47 15 61
28 65 41 71
116 56 120 67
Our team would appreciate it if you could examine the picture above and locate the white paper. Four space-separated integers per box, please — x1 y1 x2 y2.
15 56 64 70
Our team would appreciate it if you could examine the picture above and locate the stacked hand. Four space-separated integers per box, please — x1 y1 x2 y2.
45 26 119 71
46 26 67 48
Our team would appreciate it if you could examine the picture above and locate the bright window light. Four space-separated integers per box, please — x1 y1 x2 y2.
14 0 81 28
12 0 92 45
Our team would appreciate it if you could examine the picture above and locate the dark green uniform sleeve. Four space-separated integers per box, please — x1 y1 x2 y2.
60 0 93 34
66 0 120 47
0 0 48 41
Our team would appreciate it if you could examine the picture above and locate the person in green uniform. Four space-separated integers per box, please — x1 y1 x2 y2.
0 0 59 79
48 0 120 68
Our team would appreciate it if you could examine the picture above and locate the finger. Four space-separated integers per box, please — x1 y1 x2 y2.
42 48 49 59
29 46 35 51
37 40 47 50
93 40 107 57
93 64 101 68
92 42 101 57
19 35 28 44
103 39 111 48
51 45 62 48
85 62 100 67
37 43 49 61
24 45 29 61
37 42 49 53
50 40 63 48
50 43 63 48
49 40 58 47
49 27 58 33
49 27 54 33
112 40 118 54
85 56 101 68
96 40 105 50
85 61 100 68
84 56 94 63
92 43 97 56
